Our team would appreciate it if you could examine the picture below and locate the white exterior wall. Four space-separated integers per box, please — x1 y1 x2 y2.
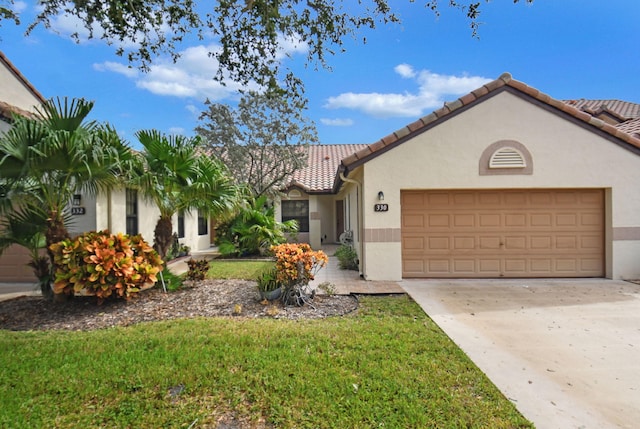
317 195 336 245
359 91 640 280
95 189 210 253
68 193 97 234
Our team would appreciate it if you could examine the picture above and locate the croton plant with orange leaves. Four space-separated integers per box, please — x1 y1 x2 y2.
270 243 328 288
50 230 163 302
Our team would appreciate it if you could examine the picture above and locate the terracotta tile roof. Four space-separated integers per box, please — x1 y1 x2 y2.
563 99 640 121
338 73 640 185
0 100 36 121
288 144 368 193
616 117 640 139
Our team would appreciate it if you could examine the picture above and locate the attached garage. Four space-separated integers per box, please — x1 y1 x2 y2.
0 244 36 283
401 189 604 278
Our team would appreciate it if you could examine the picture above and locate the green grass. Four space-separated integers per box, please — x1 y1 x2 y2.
207 260 274 280
0 296 532 428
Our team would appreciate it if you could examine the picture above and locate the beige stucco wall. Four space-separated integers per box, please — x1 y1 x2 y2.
358 91 640 280
316 195 336 245
95 189 210 253
0 60 42 112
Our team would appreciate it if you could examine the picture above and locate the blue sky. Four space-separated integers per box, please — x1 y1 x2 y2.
2 1 639 148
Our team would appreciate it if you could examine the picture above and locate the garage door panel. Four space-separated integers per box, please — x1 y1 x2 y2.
403 259 425 274
530 259 553 273
504 236 526 250
453 214 474 227
403 236 425 250
453 237 475 250
531 213 553 227
401 189 604 278
425 193 448 206
427 260 449 273
505 213 527 227
479 236 501 249
479 214 500 227
478 259 501 274
428 236 449 250
0 244 36 282
453 260 475 273
581 236 602 250
504 259 527 274
403 214 424 228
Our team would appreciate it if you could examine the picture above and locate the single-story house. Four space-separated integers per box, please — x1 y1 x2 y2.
3 53 640 283
0 51 47 282
278 73 640 281
0 52 214 283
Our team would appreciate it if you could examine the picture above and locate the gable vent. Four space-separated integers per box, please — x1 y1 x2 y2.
489 147 526 169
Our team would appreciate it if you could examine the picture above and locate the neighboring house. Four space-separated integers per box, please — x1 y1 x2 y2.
0 52 213 283
280 73 640 281
0 51 47 282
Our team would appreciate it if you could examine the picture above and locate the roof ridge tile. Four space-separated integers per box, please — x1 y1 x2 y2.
339 72 640 178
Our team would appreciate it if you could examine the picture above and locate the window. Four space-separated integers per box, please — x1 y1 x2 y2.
281 200 309 232
177 212 185 238
125 188 138 235
198 212 208 236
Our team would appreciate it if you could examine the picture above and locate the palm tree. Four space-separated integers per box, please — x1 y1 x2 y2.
132 130 239 260
0 97 133 298
216 195 298 257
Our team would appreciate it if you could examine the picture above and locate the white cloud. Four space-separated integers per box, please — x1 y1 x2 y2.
93 39 306 102
320 118 354 127
275 33 309 60
185 104 200 115
12 1 27 13
324 67 492 118
93 43 247 101
93 61 139 78
394 63 416 79
168 127 185 135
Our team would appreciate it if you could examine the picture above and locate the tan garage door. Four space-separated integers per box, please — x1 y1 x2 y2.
401 189 604 278
0 244 36 283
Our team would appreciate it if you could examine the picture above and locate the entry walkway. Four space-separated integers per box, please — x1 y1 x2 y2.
309 245 404 295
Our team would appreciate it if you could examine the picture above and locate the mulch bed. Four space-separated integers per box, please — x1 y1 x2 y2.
0 279 359 331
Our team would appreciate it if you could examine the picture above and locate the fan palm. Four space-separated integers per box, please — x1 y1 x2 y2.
0 97 133 298
132 130 239 260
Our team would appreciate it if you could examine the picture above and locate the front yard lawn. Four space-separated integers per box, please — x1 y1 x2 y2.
207 259 274 280
0 295 532 428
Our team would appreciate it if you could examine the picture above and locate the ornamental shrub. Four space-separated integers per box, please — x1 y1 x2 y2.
334 244 359 271
270 243 328 306
50 230 163 303
186 258 210 281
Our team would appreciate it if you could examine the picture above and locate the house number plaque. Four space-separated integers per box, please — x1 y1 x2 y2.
71 207 86 215
374 204 389 212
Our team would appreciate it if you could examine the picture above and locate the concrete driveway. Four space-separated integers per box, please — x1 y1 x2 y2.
401 279 640 429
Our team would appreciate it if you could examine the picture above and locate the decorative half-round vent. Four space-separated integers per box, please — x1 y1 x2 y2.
489 147 526 169
479 140 533 176
288 189 302 198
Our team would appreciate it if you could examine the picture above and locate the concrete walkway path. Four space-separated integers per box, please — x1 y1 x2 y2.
402 279 640 429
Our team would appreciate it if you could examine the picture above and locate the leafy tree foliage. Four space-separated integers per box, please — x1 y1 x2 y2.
7 0 533 101
196 91 318 198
